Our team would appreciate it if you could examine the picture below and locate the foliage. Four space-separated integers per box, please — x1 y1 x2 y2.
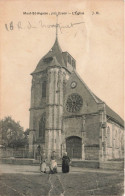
0 116 28 148
24 128 30 136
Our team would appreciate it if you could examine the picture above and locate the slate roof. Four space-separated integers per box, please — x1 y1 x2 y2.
32 38 66 74
92 91 124 127
105 105 124 127
95 95 124 127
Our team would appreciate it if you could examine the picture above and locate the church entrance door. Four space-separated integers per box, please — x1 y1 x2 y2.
66 136 82 159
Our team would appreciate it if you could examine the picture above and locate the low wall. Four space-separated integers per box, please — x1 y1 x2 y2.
100 161 124 170
0 158 39 165
71 160 99 168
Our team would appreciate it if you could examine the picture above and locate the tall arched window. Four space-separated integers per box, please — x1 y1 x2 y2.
121 132 124 150
107 126 110 147
72 60 75 68
42 81 46 98
115 130 118 148
118 129 120 148
68 56 71 64
39 113 46 141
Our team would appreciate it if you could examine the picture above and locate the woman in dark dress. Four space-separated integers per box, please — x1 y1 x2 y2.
62 152 70 173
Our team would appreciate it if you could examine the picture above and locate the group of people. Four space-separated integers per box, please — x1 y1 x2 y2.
39 151 70 174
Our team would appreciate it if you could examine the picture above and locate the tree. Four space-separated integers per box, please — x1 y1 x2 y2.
0 116 28 148
24 128 30 137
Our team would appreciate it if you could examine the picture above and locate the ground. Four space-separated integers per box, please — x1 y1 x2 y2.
0 164 124 196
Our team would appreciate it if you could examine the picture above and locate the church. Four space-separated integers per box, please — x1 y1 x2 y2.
29 34 124 163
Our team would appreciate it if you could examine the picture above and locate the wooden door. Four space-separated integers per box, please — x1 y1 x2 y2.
66 136 82 159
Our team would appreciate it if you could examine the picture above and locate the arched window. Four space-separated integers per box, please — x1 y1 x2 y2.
115 130 119 148
42 81 46 98
72 60 75 67
39 114 46 141
118 129 120 148
68 56 71 64
107 126 110 147
121 132 124 150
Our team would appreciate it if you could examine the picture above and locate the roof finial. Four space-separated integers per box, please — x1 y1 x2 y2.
56 14 58 39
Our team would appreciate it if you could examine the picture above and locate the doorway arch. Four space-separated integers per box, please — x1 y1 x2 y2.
66 136 82 159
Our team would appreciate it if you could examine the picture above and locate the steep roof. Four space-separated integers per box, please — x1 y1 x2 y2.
72 71 124 127
32 38 66 74
106 105 124 127
72 71 104 104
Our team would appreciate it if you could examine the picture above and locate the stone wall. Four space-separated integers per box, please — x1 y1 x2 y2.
84 114 100 160
106 121 124 160
63 116 83 138
85 114 100 146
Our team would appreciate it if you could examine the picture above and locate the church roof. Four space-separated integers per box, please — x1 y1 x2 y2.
72 71 124 127
32 38 66 74
105 105 124 127
92 93 124 127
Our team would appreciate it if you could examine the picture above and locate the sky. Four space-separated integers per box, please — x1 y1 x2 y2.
0 0 124 130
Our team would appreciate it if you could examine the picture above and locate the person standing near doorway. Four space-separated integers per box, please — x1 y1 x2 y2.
62 152 70 173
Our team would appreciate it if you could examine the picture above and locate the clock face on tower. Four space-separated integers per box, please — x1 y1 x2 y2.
66 93 83 113
71 81 77 88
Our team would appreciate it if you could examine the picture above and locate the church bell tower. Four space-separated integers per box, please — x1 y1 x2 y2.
29 30 76 159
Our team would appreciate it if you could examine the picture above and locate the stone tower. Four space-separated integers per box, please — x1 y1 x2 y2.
29 36 76 159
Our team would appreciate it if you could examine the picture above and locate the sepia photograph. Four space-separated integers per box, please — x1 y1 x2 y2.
0 0 124 195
